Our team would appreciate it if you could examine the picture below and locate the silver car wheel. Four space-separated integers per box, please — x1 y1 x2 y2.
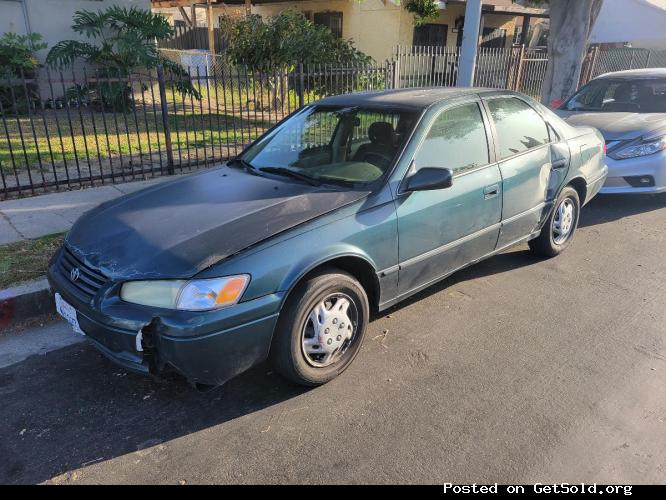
552 197 576 245
301 293 357 368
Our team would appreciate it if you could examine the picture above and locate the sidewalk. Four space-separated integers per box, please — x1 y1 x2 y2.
0 176 179 245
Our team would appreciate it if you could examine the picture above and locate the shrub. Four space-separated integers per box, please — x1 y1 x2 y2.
0 32 47 113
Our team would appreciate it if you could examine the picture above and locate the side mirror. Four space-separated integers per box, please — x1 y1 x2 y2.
405 167 453 192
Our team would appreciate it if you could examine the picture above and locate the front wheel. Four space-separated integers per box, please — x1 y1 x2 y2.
270 269 369 386
529 186 581 257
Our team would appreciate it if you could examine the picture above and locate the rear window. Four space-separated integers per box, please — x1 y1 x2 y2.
486 97 549 160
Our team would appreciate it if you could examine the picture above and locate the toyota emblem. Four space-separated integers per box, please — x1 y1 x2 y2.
70 267 81 282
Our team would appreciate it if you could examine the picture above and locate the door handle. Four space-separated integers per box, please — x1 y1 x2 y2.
552 158 568 169
483 184 499 199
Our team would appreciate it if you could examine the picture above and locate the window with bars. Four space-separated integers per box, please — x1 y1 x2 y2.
480 27 507 48
313 11 343 39
412 24 448 47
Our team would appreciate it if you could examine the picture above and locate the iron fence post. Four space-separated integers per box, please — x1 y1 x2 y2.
156 65 175 175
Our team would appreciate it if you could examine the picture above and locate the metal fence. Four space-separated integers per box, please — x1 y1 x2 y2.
588 47 666 79
0 53 391 198
2 44 666 199
396 45 550 99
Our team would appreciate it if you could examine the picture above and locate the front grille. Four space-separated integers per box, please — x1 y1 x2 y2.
57 246 108 302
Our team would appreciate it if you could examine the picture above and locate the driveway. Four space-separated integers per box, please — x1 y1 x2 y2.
1 194 665 484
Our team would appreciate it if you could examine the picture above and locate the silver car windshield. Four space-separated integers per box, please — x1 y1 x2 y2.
242 105 418 186
561 78 666 113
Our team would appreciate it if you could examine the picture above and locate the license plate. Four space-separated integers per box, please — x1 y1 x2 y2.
55 292 84 335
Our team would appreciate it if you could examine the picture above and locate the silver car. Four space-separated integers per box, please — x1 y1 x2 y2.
557 68 666 194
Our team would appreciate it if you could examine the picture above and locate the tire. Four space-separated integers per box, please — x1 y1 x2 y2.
270 268 369 386
529 186 581 258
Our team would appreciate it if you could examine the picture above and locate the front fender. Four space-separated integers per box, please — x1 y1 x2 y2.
197 195 399 308
276 245 379 295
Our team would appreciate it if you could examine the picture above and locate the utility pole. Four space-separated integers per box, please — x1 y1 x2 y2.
457 0 482 87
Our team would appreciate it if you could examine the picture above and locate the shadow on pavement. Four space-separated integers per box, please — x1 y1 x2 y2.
0 344 306 484
383 248 542 316
0 243 547 485
579 192 666 228
5 192 663 484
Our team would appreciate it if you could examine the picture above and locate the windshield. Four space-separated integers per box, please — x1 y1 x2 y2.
560 78 666 113
241 105 419 186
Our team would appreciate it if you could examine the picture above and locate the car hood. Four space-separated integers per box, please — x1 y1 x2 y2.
66 166 369 280
556 111 666 141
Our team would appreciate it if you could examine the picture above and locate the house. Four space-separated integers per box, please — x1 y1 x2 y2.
151 0 548 62
0 0 151 63
591 0 666 50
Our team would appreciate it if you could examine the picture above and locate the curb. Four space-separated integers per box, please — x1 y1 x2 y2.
0 278 54 332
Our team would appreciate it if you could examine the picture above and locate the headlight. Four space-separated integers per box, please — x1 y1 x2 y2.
120 275 250 311
611 136 666 160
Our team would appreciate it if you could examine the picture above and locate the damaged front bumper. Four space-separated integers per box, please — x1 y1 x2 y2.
48 249 283 387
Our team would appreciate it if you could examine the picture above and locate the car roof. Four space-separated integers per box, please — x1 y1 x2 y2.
313 87 506 110
595 68 666 80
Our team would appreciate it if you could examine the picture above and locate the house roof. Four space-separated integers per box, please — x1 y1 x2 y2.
591 0 666 44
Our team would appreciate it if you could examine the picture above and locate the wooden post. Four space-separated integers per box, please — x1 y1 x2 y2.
392 58 401 89
245 0 251 16
207 0 215 54
297 63 304 108
520 15 530 45
514 44 526 91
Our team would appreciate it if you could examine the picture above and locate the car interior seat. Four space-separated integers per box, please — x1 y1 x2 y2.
352 121 397 169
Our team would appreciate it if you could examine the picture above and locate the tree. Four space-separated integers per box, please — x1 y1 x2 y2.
0 32 47 112
404 0 441 26
221 10 372 109
220 10 371 71
0 32 47 80
46 6 198 110
517 0 604 106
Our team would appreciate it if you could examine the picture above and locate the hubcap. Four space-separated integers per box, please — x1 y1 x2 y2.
553 198 576 245
301 293 357 368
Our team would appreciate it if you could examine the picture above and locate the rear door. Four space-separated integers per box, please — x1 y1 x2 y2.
395 99 502 294
483 96 553 248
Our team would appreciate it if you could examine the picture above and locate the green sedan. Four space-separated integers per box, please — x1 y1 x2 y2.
48 88 608 389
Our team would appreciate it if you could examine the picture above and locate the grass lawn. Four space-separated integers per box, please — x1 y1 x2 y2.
0 82 309 176
0 108 272 174
0 232 65 288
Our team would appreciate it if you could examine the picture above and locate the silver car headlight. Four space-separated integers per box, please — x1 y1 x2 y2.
120 275 250 311
610 135 666 160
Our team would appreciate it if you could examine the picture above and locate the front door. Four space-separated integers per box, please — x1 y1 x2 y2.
395 100 502 295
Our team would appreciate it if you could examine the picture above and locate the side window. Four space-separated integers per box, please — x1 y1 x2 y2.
415 102 489 174
486 97 549 160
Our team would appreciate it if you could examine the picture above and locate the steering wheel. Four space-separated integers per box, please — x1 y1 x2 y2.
362 151 392 170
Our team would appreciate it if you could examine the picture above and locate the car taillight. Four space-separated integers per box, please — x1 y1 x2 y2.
602 142 607 155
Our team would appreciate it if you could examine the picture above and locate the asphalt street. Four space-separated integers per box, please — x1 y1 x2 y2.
1 193 665 485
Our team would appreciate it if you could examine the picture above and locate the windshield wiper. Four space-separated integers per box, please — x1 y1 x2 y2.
227 157 256 171
259 167 322 186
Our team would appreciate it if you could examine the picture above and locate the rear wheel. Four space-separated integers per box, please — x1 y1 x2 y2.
529 186 581 257
270 269 369 386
